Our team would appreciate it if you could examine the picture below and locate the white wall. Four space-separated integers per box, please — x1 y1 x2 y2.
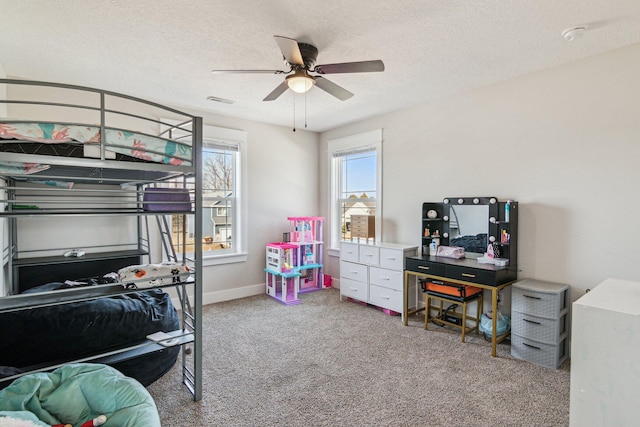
320 42 640 304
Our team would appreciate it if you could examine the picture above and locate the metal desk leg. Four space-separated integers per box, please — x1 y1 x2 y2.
403 271 409 326
491 287 498 357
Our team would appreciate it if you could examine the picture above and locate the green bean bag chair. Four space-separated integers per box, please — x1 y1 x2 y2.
0 363 160 427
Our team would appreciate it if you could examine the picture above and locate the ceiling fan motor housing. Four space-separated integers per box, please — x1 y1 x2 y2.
297 43 318 69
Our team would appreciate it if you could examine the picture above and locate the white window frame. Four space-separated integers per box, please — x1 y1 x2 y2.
328 129 382 252
163 121 248 266
199 125 248 266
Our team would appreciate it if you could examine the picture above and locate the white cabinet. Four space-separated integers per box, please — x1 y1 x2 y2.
339 241 417 315
570 278 640 426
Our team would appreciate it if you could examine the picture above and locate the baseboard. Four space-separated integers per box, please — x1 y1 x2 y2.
171 283 265 308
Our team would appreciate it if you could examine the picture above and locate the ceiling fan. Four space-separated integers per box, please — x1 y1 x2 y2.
212 35 385 102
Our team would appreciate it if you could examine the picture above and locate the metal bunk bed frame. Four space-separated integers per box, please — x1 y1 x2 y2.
0 79 203 401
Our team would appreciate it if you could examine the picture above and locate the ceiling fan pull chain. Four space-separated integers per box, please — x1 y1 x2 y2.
305 91 308 129
292 96 296 132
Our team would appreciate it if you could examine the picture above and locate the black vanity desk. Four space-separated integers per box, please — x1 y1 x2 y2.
404 255 517 357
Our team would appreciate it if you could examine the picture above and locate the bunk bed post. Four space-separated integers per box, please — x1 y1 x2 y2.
192 115 203 402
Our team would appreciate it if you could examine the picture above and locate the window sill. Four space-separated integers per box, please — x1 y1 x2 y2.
203 252 248 267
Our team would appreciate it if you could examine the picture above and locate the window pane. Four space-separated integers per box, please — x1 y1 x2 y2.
337 150 376 241
172 144 238 255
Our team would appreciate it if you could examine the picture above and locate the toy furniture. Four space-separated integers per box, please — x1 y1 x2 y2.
264 269 301 305
287 216 324 293
264 217 325 305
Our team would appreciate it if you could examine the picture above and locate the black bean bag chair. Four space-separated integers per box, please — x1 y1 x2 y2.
0 283 179 388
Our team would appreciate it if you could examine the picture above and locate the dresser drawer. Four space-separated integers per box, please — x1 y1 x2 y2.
369 266 403 291
512 285 568 319
340 277 368 302
445 265 496 286
369 284 402 312
340 260 368 283
512 311 567 345
359 245 380 265
511 332 568 369
405 257 446 276
378 248 405 270
340 241 359 263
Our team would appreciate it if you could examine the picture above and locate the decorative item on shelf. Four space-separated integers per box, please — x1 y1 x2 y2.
501 230 510 244
505 200 512 222
424 227 430 237
427 209 438 219
429 239 438 256
492 242 502 257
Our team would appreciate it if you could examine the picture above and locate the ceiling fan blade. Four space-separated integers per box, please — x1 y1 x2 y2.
314 60 385 74
263 81 289 101
314 77 353 101
274 35 304 66
212 69 287 74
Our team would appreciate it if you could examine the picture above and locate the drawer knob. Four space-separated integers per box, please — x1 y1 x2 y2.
417 266 430 270
349 287 358 292
523 318 541 325
381 295 390 300
523 294 541 300
462 273 476 278
382 277 390 281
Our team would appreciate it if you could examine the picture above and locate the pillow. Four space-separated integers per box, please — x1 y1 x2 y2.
118 262 191 289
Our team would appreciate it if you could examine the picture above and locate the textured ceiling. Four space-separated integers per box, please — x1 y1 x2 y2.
1 1 640 132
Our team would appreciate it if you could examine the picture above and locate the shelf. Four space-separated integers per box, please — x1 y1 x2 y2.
12 249 149 267
422 218 443 221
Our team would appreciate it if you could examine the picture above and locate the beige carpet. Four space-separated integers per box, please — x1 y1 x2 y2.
147 288 570 426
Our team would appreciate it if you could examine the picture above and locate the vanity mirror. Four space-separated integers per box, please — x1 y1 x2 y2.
444 197 495 257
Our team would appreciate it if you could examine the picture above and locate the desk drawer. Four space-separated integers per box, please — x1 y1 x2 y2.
405 258 445 276
340 277 368 301
369 284 402 312
340 260 368 283
370 266 403 291
445 265 495 286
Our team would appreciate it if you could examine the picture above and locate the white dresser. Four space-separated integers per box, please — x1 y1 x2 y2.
339 241 417 318
570 278 640 426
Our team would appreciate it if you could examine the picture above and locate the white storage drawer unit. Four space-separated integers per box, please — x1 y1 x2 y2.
339 241 417 317
510 279 569 369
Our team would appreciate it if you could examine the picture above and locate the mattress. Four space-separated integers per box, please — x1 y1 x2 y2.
0 121 192 167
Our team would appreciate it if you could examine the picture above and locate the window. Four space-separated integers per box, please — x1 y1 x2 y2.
329 129 382 249
168 122 247 265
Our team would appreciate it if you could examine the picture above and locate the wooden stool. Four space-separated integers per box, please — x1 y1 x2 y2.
424 290 484 342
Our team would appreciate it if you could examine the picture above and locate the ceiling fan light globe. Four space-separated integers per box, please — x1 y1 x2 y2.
286 74 315 93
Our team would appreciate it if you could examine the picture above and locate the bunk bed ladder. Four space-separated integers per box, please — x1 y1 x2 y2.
156 215 179 263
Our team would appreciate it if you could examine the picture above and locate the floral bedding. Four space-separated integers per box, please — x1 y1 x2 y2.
0 122 192 166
